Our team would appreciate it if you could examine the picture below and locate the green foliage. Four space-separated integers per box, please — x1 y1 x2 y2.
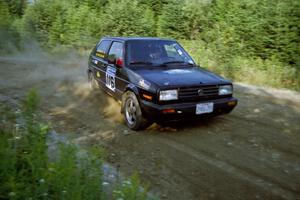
49 3 101 48
22 0 156 47
22 0 66 45
101 0 155 37
138 0 168 33
182 0 212 40
0 1 21 53
181 40 299 90
113 173 153 200
3 0 27 18
0 90 151 199
207 0 300 66
157 0 187 39
0 1 12 27
0 0 300 89
0 90 104 199
138 0 167 15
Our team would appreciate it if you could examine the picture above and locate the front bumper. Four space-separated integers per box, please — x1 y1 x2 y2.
140 97 238 122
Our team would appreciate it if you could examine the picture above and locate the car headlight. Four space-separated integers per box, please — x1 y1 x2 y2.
159 90 178 101
219 85 233 95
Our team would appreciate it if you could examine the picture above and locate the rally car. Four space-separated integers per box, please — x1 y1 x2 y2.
88 37 238 130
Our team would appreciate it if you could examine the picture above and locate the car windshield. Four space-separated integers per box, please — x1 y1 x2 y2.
126 40 195 66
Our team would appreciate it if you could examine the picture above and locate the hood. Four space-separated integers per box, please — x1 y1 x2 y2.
132 66 230 87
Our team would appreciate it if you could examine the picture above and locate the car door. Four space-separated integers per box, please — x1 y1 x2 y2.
91 40 111 88
106 41 125 99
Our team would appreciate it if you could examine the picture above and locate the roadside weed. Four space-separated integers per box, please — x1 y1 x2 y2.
0 90 155 200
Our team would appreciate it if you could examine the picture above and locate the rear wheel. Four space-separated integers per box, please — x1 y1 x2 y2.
88 72 98 90
123 91 151 130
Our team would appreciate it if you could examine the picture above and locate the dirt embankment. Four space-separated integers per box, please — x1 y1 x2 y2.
1 56 299 200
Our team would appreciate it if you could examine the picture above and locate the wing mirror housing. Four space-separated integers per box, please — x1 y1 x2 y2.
108 55 123 68
116 58 123 68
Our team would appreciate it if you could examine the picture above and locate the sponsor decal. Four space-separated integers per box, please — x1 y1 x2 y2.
96 71 101 77
105 66 116 91
96 51 105 58
177 49 183 55
138 79 151 90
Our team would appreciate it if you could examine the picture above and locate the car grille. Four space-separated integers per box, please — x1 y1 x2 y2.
178 85 220 101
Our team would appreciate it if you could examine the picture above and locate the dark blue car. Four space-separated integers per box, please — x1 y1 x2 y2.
88 37 238 130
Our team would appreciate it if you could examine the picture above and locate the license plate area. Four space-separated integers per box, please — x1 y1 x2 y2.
196 102 214 114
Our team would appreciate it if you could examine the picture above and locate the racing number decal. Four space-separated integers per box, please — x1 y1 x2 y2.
105 66 116 91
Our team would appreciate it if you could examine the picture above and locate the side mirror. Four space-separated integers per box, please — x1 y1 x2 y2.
116 58 123 68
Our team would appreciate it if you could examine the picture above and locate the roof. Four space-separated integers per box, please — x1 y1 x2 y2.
101 36 176 42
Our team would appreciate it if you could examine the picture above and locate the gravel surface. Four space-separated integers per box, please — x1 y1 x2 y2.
1 56 299 200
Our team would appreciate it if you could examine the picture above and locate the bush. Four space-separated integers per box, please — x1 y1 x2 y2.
0 90 104 199
1 0 299 90
0 1 22 53
101 0 155 37
181 40 299 90
0 90 155 200
113 173 148 200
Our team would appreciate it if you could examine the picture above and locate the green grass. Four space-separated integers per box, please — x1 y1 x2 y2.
0 90 154 200
181 40 299 90
113 173 151 200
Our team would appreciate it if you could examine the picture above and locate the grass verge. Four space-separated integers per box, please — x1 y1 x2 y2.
181 40 299 91
0 90 155 200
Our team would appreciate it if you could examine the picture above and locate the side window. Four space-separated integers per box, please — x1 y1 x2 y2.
95 40 111 59
108 42 123 61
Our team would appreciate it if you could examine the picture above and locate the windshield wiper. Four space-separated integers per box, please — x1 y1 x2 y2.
130 61 153 65
161 61 195 66
162 61 185 65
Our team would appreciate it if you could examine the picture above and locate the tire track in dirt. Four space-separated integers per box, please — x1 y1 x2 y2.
156 137 299 200
164 134 300 195
2 57 300 200
2 86 299 198
217 115 300 158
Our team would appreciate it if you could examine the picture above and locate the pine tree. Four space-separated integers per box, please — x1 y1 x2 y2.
3 0 27 18
157 0 188 39
182 0 212 40
101 0 155 37
0 1 12 27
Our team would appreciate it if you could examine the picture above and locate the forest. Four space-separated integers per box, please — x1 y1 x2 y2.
1 0 299 90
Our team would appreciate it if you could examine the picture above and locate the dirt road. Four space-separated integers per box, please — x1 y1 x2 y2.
1 56 299 200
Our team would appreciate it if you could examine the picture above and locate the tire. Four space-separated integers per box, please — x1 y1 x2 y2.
123 91 151 130
88 72 98 90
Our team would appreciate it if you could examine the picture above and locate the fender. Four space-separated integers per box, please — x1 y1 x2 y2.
121 83 141 113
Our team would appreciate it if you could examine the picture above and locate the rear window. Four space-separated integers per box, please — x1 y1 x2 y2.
95 40 111 59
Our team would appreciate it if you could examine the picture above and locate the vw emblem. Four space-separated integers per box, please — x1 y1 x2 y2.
198 89 203 96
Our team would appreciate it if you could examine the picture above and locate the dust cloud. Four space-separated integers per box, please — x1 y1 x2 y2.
0 41 123 124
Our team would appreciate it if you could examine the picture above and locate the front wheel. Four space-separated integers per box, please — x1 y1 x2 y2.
123 91 151 130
